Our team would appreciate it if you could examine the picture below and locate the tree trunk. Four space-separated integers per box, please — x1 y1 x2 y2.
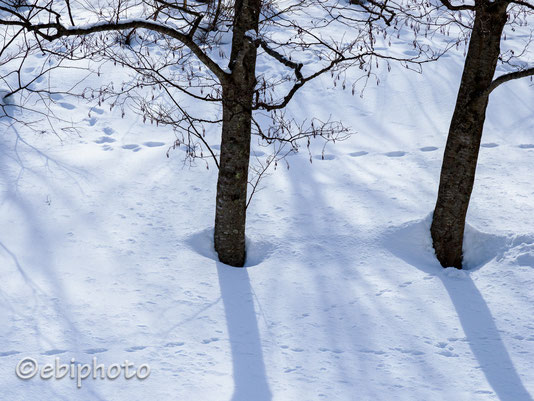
431 2 509 268
214 0 260 267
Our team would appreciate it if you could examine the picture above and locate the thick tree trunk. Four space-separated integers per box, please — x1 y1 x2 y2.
214 0 260 267
431 2 509 268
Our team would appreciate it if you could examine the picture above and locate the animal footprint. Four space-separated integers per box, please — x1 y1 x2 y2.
375 289 391 296
122 144 141 151
349 151 368 157
519 144 534 149
393 347 424 356
91 107 105 115
86 117 97 126
313 154 335 160
103 127 114 135
59 103 76 110
143 141 165 148
481 143 499 148
201 337 219 344
359 348 386 355
95 136 116 144
385 151 406 157
0 351 20 357
125 346 146 352
420 146 438 152
165 342 185 348
84 348 108 355
42 349 68 356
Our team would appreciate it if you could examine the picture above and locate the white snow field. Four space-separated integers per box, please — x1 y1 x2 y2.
1 7 534 401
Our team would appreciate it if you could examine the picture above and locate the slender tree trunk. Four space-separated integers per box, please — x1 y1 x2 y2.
214 0 260 267
431 2 509 268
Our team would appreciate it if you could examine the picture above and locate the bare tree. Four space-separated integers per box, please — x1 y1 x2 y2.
0 0 427 266
427 0 534 268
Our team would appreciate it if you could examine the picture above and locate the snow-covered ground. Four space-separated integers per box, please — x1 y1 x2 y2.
1 9 534 401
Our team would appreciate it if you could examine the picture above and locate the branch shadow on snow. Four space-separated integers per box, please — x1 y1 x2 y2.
384 215 533 401
0 123 107 401
187 229 273 401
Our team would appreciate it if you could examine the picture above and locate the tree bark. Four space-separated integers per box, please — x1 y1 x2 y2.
214 0 260 267
431 1 509 268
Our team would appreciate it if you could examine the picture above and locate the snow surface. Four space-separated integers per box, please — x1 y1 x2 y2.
1 8 534 401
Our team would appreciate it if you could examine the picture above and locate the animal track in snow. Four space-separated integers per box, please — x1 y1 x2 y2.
434 342 458 357
349 151 368 157
122 144 141 152
392 347 425 356
59 102 76 110
103 127 114 135
481 143 499 148
86 117 97 126
385 151 406 157
143 141 165 148
420 146 438 152
125 345 147 352
375 289 391 297
0 351 20 357
201 337 219 344
314 154 335 160
318 347 344 354
84 348 108 354
519 144 534 149
359 348 386 355
95 136 116 144
91 107 105 115
42 349 68 355
437 350 459 357
165 342 185 348
284 366 302 373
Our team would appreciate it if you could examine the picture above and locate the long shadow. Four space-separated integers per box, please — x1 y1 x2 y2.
216 262 272 401
441 275 533 401
386 218 533 401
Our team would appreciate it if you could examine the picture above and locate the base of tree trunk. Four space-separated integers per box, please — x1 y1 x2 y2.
430 218 464 269
214 232 246 267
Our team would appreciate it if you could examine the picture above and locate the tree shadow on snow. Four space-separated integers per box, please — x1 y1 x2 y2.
187 229 272 401
216 263 273 401
384 215 533 401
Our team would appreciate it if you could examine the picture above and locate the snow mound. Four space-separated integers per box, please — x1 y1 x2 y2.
384 213 534 272
186 228 276 267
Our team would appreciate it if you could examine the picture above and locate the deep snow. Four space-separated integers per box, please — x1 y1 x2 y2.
1 5 534 401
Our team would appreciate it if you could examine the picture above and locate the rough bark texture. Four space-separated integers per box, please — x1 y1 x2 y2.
431 1 509 268
214 0 260 267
